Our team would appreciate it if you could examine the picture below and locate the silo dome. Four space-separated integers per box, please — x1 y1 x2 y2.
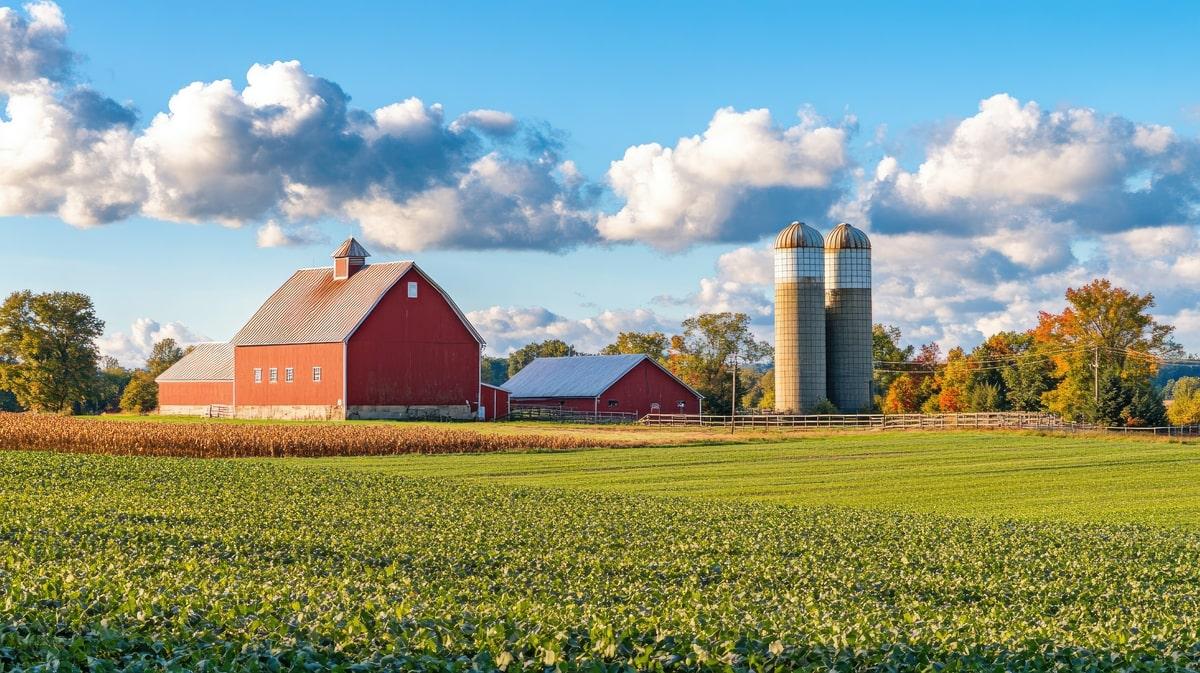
824 222 871 250
775 221 825 249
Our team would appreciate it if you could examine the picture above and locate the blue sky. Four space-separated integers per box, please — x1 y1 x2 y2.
2 1 1199 364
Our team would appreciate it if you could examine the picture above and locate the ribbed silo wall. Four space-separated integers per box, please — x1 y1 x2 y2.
774 247 825 413
825 248 872 412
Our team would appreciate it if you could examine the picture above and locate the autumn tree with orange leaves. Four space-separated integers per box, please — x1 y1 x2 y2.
1035 279 1179 422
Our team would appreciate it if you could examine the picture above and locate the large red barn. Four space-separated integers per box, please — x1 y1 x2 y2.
503 354 702 418
156 238 489 420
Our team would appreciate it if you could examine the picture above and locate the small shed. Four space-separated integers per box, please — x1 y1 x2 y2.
503 354 702 418
155 343 234 416
479 383 510 421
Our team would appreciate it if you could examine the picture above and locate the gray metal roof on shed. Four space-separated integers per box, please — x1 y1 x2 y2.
155 342 233 382
503 354 701 399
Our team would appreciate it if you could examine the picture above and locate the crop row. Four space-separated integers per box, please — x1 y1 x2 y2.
0 413 633 457
4 450 1200 671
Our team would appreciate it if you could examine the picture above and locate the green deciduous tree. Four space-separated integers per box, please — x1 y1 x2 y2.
1001 349 1056 412
119 372 158 414
600 331 669 362
666 312 771 415
85 356 132 415
507 339 578 378
116 339 188 414
0 291 105 413
146 339 186 378
480 355 508 385
872 324 913 410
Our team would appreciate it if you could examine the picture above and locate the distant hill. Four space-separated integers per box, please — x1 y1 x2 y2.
1155 364 1200 395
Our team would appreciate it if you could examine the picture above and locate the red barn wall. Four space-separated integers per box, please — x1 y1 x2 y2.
234 343 344 406
158 381 233 406
598 359 700 416
347 269 480 406
480 384 510 420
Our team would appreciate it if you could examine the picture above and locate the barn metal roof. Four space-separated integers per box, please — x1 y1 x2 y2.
503 354 702 399
231 262 413 346
155 342 233 382
332 237 371 259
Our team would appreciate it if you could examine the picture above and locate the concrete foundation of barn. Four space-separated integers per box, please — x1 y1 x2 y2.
346 405 474 421
158 405 216 417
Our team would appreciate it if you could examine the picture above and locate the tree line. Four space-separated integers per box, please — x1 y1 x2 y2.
0 291 186 414
487 278 1193 424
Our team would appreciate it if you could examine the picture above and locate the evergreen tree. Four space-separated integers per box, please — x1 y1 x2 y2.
1123 385 1167 427
1092 372 1132 426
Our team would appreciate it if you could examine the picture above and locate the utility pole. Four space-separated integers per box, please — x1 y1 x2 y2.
1093 345 1100 405
729 349 738 435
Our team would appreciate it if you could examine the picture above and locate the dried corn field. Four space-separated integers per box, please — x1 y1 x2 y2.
0 413 636 457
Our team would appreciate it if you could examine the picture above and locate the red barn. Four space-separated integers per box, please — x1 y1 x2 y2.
156 238 486 420
503 354 702 418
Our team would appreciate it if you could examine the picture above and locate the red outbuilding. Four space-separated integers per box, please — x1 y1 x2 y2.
502 354 702 418
156 343 234 416
478 382 511 421
155 238 487 420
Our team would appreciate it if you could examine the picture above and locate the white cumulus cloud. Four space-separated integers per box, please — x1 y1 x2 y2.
98 318 210 368
467 306 674 356
598 107 850 250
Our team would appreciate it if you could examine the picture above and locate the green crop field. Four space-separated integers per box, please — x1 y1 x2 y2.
4 432 1200 670
306 430 1200 527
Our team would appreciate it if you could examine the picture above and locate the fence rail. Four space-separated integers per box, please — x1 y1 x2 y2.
639 412 1200 436
508 406 638 424
641 412 1064 430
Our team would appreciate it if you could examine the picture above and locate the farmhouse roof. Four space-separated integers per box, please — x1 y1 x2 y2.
155 342 234 382
503 354 702 399
230 261 484 346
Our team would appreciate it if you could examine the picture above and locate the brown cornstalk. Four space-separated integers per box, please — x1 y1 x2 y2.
0 413 633 458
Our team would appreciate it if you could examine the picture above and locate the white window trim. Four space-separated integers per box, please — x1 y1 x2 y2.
269 367 278 383
285 367 294 383
312 366 322 382
253 368 262 383
407 281 418 298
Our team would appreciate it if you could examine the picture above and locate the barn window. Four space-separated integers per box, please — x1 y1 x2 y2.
312 366 322 382
407 281 418 298
285 367 294 383
269 368 278 383
253 368 262 383
607 399 618 408
676 400 686 410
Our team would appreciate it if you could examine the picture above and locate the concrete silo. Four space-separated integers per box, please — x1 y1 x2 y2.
824 223 872 412
773 221 826 413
